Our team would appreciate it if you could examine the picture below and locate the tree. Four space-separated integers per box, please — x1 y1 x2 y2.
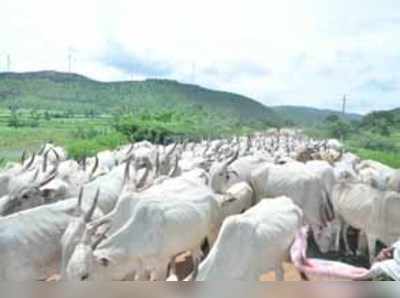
325 114 339 123
7 110 21 128
327 120 352 140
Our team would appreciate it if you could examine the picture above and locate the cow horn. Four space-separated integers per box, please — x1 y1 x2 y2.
166 143 178 157
168 156 179 178
126 143 134 155
50 148 60 164
38 172 57 187
20 150 27 164
136 161 151 190
155 151 160 177
42 150 49 173
90 155 99 177
37 144 46 155
82 157 87 172
75 187 84 215
30 168 40 182
85 188 100 223
223 149 239 169
91 225 111 250
123 157 132 184
23 153 36 171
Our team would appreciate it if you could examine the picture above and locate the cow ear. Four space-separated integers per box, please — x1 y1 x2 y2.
221 195 237 207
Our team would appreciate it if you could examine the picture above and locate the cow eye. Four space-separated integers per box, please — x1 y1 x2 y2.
22 194 29 200
100 258 109 267
81 274 89 281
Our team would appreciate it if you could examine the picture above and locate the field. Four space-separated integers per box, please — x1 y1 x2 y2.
0 108 126 163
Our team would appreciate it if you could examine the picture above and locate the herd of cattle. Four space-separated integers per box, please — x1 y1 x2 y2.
0 129 399 281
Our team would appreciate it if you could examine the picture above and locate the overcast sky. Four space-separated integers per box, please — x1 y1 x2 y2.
1 0 399 114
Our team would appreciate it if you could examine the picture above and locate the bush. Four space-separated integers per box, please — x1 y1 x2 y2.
66 132 126 160
349 132 399 152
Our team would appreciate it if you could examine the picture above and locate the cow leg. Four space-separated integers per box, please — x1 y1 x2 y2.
150 258 169 281
275 264 285 281
357 231 368 256
334 224 341 252
367 235 377 266
342 224 352 255
134 270 150 281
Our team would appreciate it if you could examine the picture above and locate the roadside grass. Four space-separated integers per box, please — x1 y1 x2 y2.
0 109 124 161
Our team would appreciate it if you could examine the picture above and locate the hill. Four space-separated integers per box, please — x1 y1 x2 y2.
0 71 281 125
272 105 362 126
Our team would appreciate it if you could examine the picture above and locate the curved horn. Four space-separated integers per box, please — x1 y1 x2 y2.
168 156 179 178
123 157 132 184
37 144 46 155
20 150 27 164
90 155 99 177
42 150 49 173
75 187 84 215
166 143 178 157
155 151 160 177
50 148 60 164
82 157 87 172
23 153 36 171
223 149 239 169
85 188 100 223
92 222 111 250
126 143 134 155
136 161 151 190
38 172 57 187
30 168 40 182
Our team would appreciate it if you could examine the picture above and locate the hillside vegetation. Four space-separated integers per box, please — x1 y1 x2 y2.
305 110 400 168
0 71 280 126
273 105 362 126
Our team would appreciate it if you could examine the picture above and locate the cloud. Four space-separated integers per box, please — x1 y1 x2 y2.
100 42 173 77
361 78 398 93
1 0 400 114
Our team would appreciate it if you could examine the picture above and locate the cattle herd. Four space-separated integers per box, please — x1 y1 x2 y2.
0 128 399 281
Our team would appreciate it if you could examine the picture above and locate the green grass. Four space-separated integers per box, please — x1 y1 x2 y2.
0 71 281 126
349 147 400 169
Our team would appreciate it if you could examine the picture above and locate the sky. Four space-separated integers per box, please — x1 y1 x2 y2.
1 0 399 114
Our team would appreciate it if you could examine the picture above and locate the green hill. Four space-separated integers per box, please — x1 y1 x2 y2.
272 105 362 126
0 71 281 125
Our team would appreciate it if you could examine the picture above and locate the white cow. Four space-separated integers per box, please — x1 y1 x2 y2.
65 182 253 281
251 163 334 227
180 197 303 281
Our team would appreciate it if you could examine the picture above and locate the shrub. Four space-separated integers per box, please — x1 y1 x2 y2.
349 132 398 153
66 132 126 160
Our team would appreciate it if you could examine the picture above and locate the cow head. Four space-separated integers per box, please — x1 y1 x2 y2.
0 169 57 216
65 219 110 281
209 150 240 194
61 188 100 276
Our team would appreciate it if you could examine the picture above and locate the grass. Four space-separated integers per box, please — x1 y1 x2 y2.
349 147 400 169
0 108 126 161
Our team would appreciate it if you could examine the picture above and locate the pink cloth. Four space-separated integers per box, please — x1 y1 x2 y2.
291 227 369 280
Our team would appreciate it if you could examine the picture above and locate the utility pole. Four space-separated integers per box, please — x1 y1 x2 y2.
342 94 347 117
191 62 196 84
67 47 73 73
6 54 11 71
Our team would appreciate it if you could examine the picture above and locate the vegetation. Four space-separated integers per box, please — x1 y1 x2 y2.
0 71 281 126
304 108 400 168
0 104 263 161
273 105 361 126
0 71 399 169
